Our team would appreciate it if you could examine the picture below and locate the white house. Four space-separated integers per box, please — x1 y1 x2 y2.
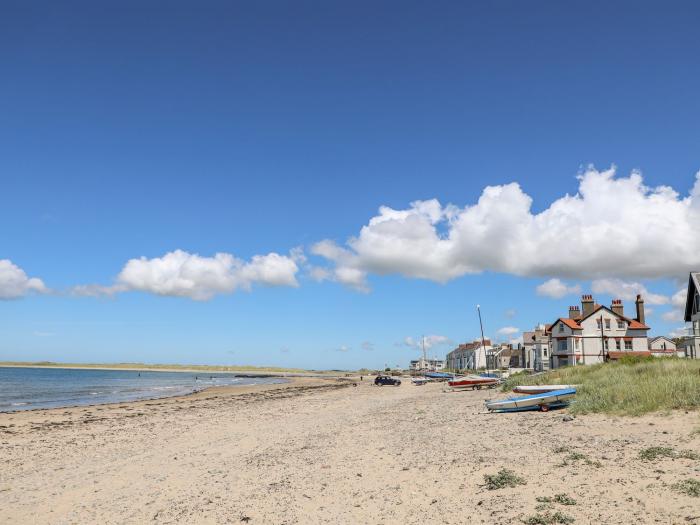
648 336 680 357
409 358 445 371
521 325 551 371
548 295 650 368
680 272 700 359
445 339 492 370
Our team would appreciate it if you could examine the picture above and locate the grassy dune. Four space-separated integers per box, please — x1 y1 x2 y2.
0 361 323 374
502 358 700 416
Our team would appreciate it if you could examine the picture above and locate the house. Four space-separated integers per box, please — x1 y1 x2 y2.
445 339 492 370
409 358 445 371
547 294 650 368
648 336 680 357
680 272 700 359
489 343 520 369
521 325 551 371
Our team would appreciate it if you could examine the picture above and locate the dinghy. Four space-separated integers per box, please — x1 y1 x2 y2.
512 385 576 395
448 375 499 390
411 377 429 386
485 388 576 412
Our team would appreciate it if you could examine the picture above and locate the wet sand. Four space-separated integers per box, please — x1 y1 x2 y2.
1 378 699 524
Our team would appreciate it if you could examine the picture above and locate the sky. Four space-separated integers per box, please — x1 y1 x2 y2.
1 1 699 369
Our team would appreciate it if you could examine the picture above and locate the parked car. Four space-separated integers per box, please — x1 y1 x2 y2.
374 375 401 386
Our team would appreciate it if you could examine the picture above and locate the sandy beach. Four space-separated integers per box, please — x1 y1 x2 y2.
1 378 699 524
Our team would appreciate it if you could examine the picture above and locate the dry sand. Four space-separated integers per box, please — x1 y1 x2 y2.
1 378 699 524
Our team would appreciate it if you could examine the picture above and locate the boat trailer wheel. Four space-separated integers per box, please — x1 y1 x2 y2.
539 404 550 412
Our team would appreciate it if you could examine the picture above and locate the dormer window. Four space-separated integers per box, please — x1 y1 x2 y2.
617 320 625 329
559 323 564 332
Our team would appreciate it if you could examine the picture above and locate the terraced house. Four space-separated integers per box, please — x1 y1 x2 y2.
445 339 492 370
547 294 650 368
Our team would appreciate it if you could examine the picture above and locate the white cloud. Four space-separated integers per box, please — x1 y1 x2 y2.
504 308 517 319
497 326 520 336
536 278 581 299
0 260 48 300
661 288 687 322
403 334 451 350
361 341 375 351
335 345 351 352
590 278 669 305
76 249 299 301
668 326 689 338
311 167 700 290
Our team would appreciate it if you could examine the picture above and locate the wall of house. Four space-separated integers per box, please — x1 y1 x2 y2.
649 338 677 351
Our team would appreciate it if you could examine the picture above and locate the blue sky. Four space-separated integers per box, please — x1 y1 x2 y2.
1 1 699 369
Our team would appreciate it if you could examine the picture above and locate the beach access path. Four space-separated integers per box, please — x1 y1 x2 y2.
1 377 698 524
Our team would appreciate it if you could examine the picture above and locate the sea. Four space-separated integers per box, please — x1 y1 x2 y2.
0 366 288 412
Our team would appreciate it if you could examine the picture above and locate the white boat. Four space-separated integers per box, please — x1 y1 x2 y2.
411 377 429 386
485 388 576 412
512 385 576 395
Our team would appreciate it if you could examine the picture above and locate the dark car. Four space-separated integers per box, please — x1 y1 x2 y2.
374 375 401 386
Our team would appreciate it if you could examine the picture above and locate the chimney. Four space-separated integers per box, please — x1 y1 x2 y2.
581 294 594 317
611 299 624 317
568 305 580 319
635 294 645 325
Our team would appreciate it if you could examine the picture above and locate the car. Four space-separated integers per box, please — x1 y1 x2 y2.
374 375 401 386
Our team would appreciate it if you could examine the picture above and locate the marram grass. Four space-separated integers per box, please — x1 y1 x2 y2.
502 358 700 416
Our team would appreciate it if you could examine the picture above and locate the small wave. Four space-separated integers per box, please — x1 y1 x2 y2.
11 402 28 406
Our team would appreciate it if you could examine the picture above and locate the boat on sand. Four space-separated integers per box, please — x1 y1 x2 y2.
512 385 576 395
485 388 576 412
448 375 499 390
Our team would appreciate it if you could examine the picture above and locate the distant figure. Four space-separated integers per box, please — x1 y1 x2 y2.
360 376 363 381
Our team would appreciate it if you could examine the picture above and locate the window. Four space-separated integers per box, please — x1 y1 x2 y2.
605 319 611 330
559 323 564 332
617 320 625 329
574 338 579 349
616 340 621 350
604 339 609 350
544 349 547 356
625 340 633 350
558 340 567 352
596 319 602 329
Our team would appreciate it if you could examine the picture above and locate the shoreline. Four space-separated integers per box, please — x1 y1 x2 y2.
0 375 349 416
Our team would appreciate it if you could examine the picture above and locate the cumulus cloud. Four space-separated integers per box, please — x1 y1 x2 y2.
590 278 669 305
661 288 687 322
311 167 700 290
536 278 581 299
403 334 451 350
497 326 520 336
0 260 48 299
75 249 300 301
